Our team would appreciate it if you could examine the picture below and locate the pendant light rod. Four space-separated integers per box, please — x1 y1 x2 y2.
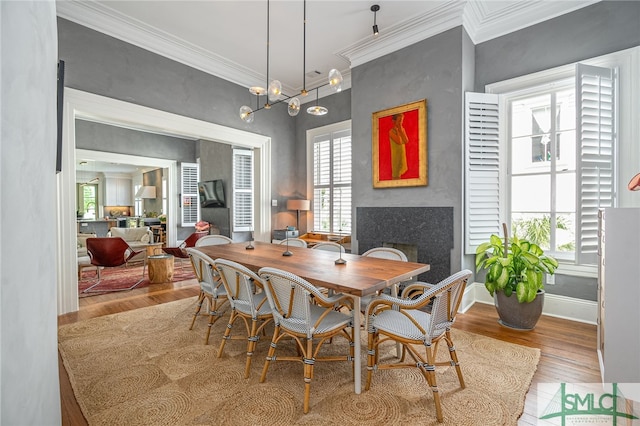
302 0 307 95
265 0 270 108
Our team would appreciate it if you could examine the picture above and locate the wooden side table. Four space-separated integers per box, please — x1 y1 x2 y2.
148 254 174 283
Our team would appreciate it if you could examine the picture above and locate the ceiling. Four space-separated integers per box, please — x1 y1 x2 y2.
57 0 599 102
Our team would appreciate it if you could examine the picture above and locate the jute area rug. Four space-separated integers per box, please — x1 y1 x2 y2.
59 297 540 425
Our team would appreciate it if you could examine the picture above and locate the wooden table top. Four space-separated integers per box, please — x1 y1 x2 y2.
194 241 430 297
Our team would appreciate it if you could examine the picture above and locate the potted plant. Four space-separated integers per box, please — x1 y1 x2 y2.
475 224 559 330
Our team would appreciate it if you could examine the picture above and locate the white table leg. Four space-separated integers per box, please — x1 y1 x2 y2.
352 294 362 394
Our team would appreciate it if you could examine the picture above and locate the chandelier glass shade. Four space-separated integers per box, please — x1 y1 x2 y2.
238 0 341 122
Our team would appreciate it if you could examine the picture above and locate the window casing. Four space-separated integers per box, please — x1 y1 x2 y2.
181 162 199 227
233 149 253 232
465 46 640 273
307 121 352 234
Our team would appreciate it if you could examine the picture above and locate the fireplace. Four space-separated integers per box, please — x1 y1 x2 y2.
356 207 454 283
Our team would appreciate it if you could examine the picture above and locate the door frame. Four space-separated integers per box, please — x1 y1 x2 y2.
57 88 272 314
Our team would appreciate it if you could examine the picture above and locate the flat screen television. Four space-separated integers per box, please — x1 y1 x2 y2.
198 179 225 208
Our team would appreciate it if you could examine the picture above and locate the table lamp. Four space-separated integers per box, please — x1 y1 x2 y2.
286 199 310 231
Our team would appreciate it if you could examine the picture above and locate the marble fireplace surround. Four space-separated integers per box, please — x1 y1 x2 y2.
356 207 453 283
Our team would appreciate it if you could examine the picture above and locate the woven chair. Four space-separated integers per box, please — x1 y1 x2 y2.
83 237 146 293
310 241 345 252
365 269 472 423
213 258 273 378
258 267 355 414
360 247 409 310
278 238 308 248
185 248 229 344
161 231 208 269
195 234 233 247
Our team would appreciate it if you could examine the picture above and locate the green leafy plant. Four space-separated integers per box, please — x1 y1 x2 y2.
475 226 559 303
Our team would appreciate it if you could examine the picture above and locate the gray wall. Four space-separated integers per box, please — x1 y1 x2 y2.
350 27 466 273
1 1 61 423
58 17 297 232
76 119 196 163
475 0 640 91
199 140 232 238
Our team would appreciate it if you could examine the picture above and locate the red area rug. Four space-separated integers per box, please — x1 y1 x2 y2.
78 261 196 297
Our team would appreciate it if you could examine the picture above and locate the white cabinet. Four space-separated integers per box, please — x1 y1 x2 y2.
104 178 132 206
598 208 640 383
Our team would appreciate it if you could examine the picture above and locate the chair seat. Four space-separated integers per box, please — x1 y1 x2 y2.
279 303 352 336
232 292 271 317
201 279 227 297
372 309 433 341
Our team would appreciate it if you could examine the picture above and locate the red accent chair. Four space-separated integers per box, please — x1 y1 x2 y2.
83 237 146 293
162 232 208 269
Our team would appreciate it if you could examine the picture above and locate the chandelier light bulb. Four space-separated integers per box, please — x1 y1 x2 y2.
307 105 328 116
288 97 301 116
239 105 254 123
249 86 266 96
328 69 343 92
268 79 282 102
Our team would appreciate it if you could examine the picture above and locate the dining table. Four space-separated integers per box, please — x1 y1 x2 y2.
194 241 430 394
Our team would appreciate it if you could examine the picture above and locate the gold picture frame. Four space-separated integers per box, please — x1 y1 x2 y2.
372 99 427 188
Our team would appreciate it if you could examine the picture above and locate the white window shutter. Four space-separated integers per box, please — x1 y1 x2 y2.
181 162 199 227
465 92 501 254
233 149 253 232
575 64 616 265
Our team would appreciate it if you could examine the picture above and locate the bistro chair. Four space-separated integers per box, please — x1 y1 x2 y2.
213 258 272 378
365 269 472 423
310 241 345 253
195 234 234 247
258 267 355 414
161 231 208 269
83 237 146 293
360 247 409 310
185 248 229 344
278 238 308 248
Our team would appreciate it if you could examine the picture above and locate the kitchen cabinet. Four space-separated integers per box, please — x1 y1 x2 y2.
104 178 132 206
597 208 640 383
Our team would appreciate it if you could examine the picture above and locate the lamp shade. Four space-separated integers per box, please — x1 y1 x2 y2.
287 199 310 211
135 186 156 199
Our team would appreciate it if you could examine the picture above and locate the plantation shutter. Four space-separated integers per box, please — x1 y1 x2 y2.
233 149 253 232
313 129 351 233
575 64 616 265
181 162 199 227
464 92 501 254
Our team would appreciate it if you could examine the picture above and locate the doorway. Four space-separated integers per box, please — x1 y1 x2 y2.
57 89 272 315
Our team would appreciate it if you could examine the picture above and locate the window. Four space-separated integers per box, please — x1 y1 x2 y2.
464 46 639 269
134 183 142 216
181 162 199 227
307 121 352 234
233 149 253 231
77 184 98 219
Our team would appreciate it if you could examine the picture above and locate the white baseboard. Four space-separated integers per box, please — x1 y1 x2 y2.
462 282 597 325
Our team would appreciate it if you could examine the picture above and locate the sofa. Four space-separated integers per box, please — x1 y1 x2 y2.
107 226 154 248
107 227 155 264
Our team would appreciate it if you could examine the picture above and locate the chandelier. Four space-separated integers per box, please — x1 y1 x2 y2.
239 0 343 123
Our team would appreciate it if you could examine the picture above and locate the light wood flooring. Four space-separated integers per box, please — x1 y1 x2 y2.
58 280 600 425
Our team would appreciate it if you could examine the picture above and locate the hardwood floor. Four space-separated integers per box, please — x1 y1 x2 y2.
58 281 600 425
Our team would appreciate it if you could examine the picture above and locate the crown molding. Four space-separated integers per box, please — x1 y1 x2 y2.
464 0 601 45
57 0 599 96
56 0 265 90
337 2 466 69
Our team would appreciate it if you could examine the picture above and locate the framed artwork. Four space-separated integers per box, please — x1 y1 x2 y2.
372 99 427 188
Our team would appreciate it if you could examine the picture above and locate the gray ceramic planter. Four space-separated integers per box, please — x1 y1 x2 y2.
494 290 545 330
